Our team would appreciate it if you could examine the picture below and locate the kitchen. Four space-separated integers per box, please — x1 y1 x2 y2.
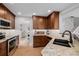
0 3 79 56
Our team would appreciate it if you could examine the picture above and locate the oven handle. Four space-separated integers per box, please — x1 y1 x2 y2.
8 37 16 42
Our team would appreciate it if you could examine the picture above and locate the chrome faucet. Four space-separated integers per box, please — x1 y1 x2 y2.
62 30 73 45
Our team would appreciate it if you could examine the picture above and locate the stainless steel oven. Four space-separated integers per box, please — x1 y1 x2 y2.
8 36 17 55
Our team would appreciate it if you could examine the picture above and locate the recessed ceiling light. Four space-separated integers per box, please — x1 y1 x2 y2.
17 12 22 15
33 13 36 15
48 10 51 12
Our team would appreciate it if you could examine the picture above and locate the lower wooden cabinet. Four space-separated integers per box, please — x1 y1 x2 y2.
0 41 7 56
33 35 52 48
0 36 19 56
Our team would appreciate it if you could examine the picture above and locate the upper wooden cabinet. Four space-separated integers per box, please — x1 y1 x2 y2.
32 11 59 29
47 11 59 29
53 12 59 29
32 16 47 29
0 4 5 18
0 3 15 29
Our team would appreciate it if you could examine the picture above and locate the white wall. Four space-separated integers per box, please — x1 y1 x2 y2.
59 16 74 33
73 17 79 30
59 4 79 33
15 16 33 47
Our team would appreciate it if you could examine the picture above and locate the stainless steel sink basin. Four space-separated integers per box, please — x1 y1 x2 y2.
53 39 71 47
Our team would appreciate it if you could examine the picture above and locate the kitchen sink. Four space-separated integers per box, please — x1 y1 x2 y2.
53 39 71 47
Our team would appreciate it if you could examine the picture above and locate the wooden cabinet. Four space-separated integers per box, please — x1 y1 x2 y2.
0 3 15 29
4 8 10 20
33 16 47 29
0 4 5 19
33 35 52 48
10 13 15 29
32 11 59 29
48 11 59 29
53 12 59 29
0 36 19 56
0 41 7 56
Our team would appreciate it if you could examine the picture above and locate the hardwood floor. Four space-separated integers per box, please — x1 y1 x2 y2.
12 38 43 56
13 46 43 56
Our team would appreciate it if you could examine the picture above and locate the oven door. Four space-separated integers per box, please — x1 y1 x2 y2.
8 37 16 55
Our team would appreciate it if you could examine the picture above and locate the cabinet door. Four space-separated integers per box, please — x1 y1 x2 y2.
45 18 49 29
33 36 52 48
48 12 59 29
33 16 46 29
41 36 51 46
49 13 55 29
0 41 7 56
4 8 10 20
33 36 42 47
37 17 46 29
10 13 15 29
53 12 59 29
0 4 5 18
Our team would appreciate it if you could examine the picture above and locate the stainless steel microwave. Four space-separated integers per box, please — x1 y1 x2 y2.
0 19 11 29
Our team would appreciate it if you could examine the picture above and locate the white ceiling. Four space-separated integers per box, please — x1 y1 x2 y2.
4 3 76 17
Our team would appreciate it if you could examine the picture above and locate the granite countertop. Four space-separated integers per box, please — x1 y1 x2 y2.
34 34 47 36
0 30 20 43
0 38 8 43
0 34 19 43
34 34 52 38
41 37 79 56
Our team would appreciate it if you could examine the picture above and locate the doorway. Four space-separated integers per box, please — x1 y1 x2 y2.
19 21 33 47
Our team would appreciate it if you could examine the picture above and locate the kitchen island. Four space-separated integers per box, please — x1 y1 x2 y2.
41 36 79 56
